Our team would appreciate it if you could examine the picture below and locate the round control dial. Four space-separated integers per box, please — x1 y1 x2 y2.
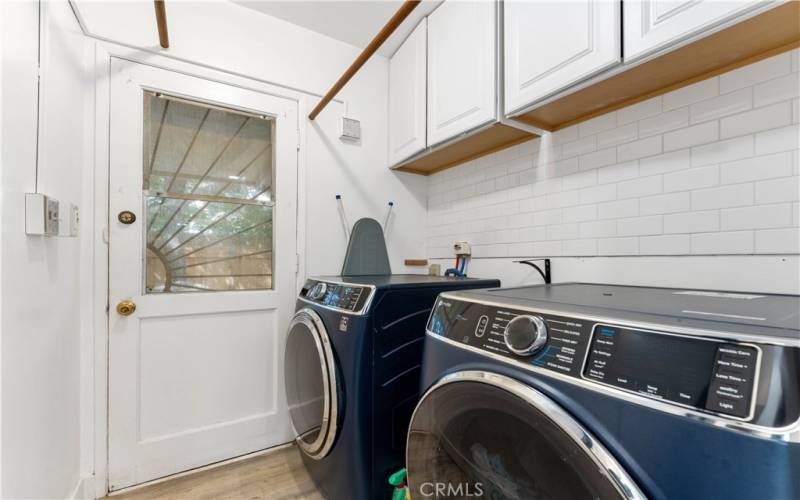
504 315 548 356
308 282 327 300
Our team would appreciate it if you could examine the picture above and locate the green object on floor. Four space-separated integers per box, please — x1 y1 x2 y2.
389 468 409 500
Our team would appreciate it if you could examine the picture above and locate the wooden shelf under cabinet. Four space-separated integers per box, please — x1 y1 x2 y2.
393 122 538 175
514 1 800 131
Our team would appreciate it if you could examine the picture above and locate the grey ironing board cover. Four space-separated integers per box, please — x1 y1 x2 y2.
341 218 392 276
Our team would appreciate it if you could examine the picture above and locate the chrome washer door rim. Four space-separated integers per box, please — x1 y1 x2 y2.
406 370 646 500
285 308 339 459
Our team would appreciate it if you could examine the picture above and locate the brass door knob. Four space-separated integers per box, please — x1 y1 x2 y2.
118 210 136 224
116 300 136 316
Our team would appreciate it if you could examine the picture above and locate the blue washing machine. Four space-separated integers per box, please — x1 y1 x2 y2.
406 283 800 499
284 275 500 500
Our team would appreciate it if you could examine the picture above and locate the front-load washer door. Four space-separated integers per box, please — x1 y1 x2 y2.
406 371 646 500
284 308 339 459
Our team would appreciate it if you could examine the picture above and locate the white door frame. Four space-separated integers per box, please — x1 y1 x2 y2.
89 42 316 498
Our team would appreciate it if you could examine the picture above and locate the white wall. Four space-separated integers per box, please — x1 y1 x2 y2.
428 49 800 294
0 1 89 498
73 0 429 275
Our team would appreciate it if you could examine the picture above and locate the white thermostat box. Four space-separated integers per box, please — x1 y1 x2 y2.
340 117 361 141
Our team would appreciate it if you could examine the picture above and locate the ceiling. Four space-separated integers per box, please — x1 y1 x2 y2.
232 1 442 57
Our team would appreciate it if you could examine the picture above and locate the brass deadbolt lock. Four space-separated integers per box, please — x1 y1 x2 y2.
118 210 136 224
116 300 136 316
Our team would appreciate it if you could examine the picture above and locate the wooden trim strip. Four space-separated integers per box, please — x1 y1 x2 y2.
394 122 536 175
154 0 169 49
551 40 800 131
308 0 421 120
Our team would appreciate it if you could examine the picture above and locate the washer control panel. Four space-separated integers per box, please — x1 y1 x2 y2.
301 279 372 314
427 296 762 422
428 297 593 378
583 324 758 419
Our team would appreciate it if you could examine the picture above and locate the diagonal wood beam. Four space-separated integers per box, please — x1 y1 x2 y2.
308 0 421 120
154 0 169 49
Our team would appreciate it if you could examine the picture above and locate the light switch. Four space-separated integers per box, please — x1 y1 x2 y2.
61 203 79 237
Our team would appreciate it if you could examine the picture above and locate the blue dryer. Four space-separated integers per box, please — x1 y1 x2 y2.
407 283 800 499
284 275 500 500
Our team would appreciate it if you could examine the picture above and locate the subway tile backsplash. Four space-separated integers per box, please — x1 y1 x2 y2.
426 49 800 258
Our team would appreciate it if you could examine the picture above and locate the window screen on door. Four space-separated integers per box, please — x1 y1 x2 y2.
143 92 275 293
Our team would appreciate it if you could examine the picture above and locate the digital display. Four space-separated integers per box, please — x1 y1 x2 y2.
583 325 720 408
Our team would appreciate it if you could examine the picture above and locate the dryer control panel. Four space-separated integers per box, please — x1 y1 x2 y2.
300 279 373 314
427 296 762 422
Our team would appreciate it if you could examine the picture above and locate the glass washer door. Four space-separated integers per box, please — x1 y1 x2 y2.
406 371 646 500
284 308 339 459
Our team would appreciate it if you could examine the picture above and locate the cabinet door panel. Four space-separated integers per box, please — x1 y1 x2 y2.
504 0 621 115
427 0 496 146
624 0 770 62
389 20 427 166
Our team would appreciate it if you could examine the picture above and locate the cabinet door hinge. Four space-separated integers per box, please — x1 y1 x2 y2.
296 129 301 151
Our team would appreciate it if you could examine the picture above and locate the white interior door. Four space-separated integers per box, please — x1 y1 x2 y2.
107 59 298 490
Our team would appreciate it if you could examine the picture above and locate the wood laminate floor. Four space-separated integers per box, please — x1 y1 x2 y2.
107 444 323 500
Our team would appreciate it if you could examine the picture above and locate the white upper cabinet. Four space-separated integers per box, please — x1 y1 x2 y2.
388 19 427 166
624 1 770 62
504 0 621 116
427 1 497 147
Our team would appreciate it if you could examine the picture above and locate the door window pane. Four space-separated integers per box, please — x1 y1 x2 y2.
143 92 274 293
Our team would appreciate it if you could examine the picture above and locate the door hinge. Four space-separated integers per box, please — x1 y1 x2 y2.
295 253 300 274
296 129 301 151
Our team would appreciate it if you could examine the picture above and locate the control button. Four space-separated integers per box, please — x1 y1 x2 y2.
308 282 327 300
705 343 757 418
718 346 754 358
589 357 608 370
612 375 636 390
715 383 746 399
585 368 606 380
593 336 617 350
590 347 614 359
706 393 749 418
504 315 548 356
713 370 748 384
716 355 751 371
639 382 667 398
474 315 489 338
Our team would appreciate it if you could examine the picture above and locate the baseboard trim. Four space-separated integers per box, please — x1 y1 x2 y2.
106 441 295 497
69 475 95 500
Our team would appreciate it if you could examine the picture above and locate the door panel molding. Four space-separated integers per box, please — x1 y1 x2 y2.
426 0 496 147
504 0 622 115
389 19 427 165
624 0 767 62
